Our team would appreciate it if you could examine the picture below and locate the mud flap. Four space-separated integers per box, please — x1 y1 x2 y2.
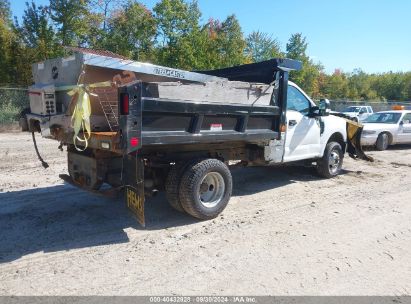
123 153 145 227
119 81 145 226
345 119 374 162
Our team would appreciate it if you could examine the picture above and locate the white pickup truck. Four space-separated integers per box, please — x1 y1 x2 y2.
342 105 374 122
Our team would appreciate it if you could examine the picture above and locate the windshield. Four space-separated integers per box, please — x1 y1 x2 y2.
363 112 402 124
344 107 361 113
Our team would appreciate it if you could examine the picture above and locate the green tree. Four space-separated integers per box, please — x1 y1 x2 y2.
153 0 203 67
0 0 11 22
286 33 309 87
172 14 247 70
14 1 59 60
214 15 247 67
321 70 350 100
374 72 407 101
245 31 282 62
404 72 411 101
49 0 91 46
89 0 125 31
168 24 210 69
86 0 127 49
286 33 322 97
0 0 18 84
346 69 377 100
154 0 199 46
104 1 157 61
286 33 308 63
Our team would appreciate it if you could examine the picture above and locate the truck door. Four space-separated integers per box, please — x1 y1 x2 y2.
283 85 321 162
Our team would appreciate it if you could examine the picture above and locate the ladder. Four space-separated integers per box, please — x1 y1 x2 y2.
94 87 119 131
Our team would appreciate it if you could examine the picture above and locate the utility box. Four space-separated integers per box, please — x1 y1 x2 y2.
28 85 57 116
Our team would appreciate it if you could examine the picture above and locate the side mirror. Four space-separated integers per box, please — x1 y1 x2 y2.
308 106 320 117
319 98 331 116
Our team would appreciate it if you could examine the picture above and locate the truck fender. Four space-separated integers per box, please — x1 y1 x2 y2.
320 132 346 157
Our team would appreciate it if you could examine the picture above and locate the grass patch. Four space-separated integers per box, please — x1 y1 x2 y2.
0 89 29 125
0 102 21 124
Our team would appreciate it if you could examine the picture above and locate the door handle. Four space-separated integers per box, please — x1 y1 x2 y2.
288 119 297 126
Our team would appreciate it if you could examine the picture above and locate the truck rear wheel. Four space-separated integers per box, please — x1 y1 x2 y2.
316 142 344 178
179 159 232 220
165 162 192 213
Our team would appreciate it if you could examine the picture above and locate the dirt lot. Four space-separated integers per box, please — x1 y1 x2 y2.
0 132 410 295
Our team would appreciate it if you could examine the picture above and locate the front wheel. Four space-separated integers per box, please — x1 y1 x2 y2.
316 142 344 178
179 159 232 220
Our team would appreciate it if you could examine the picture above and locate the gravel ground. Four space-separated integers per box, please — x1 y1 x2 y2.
0 132 410 295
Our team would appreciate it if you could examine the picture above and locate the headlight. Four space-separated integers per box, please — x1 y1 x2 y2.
362 130 377 135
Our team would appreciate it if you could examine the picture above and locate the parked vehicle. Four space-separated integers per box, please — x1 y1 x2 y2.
22 49 369 226
361 109 411 150
342 105 373 122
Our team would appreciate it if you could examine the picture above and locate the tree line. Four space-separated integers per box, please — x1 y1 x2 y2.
0 0 410 101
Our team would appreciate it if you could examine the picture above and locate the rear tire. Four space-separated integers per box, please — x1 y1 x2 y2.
165 162 191 213
179 159 232 220
376 133 389 151
316 142 344 178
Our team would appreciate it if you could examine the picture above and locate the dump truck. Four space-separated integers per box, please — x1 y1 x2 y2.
22 48 369 226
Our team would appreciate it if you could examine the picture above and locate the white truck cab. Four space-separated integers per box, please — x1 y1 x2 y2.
265 81 348 178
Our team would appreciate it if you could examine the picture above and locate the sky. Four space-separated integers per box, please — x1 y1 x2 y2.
10 0 411 74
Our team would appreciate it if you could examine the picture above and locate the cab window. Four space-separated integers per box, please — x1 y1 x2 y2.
287 86 310 114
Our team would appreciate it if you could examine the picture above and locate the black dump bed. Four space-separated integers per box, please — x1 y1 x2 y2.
26 56 301 154
118 59 302 154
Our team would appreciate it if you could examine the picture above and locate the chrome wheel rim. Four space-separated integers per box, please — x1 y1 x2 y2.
329 150 341 174
198 172 225 208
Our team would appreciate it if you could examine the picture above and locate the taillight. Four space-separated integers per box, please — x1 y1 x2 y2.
120 93 129 115
130 137 139 147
